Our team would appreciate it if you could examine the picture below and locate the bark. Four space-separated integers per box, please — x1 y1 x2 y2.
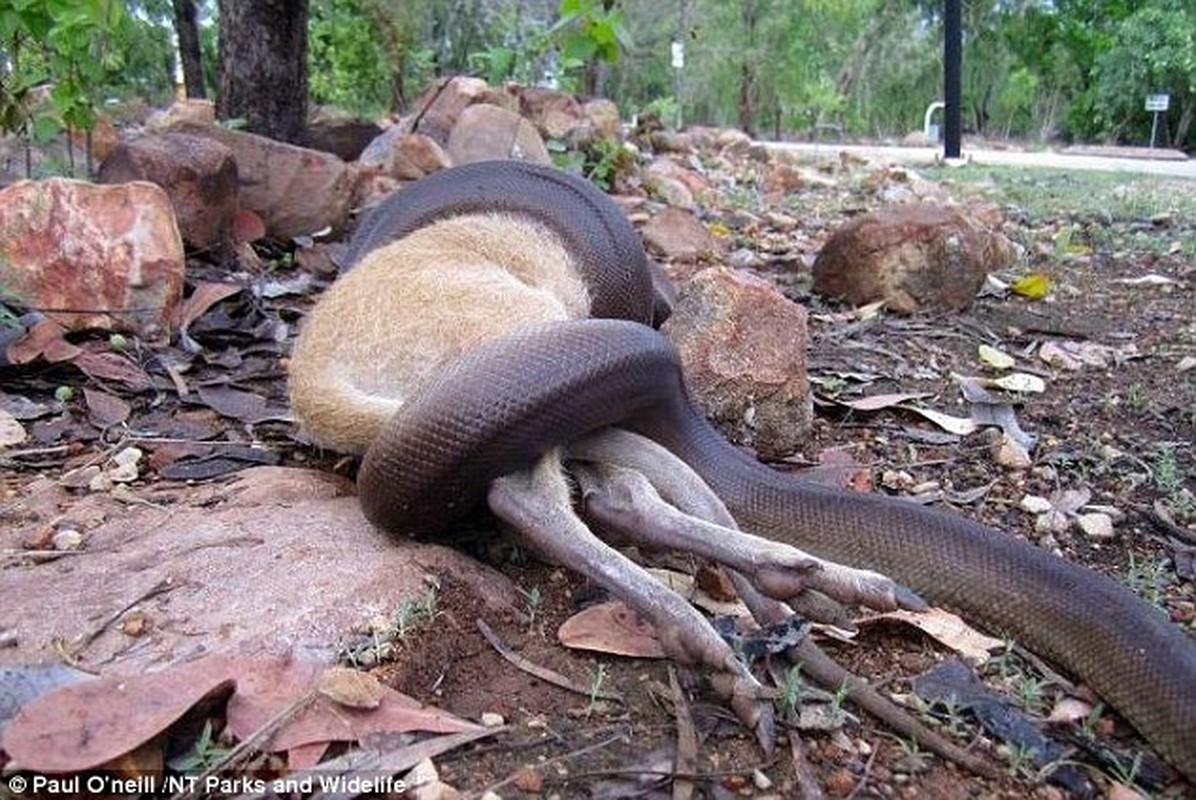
172 0 205 99
216 0 309 143
737 0 758 137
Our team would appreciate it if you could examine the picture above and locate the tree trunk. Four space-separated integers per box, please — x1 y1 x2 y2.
172 0 205 99
737 0 758 137
216 0 309 143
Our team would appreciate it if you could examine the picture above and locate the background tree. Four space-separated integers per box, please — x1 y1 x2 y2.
171 0 205 98
216 0 308 142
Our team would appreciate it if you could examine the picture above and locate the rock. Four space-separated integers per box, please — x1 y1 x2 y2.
641 207 721 263
410 75 492 145
300 117 383 161
179 124 356 240
517 85 585 142
0 178 184 334
649 129 695 154
812 204 1017 313
358 128 450 181
0 466 521 674
98 132 239 251
145 98 216 132
663 267 812 459
581 98 621 142
446 103 551 166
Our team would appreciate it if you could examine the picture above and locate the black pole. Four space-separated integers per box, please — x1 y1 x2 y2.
944 0 962 159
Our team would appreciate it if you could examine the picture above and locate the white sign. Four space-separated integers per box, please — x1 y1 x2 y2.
1145 93 1170 112
671 41 684 70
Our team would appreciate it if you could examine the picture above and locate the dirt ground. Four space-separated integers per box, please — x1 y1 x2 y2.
2 159 1194 799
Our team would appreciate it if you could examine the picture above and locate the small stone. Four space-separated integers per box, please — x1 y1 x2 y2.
752 769 772 790
480 712 505 727
52 528 83 551
824 767 856 797
60 464 102 489
1020 494 1053 514
994 433 1032 469
1077 512 1114 540
512 766 543 793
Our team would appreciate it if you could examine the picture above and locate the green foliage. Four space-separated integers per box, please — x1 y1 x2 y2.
1091 0 1196 146
551 0 630 68
0 0 137 141
309 0 393 115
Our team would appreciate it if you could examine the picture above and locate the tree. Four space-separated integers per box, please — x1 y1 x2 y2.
172 0 205 98
216 0 308 143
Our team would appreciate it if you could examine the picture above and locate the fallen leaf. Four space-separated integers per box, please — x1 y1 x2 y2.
1 655 236 773
5 319 78 365
977 344 1015 369
1047 696 1093 724
1114 273 1177 287
859 609 1002 664
899 405 977 436
317 667 385 709
990 373 1046 394
232 208 266 244
83 388 131 428
1010 273 1052 299
0 408 27 447
837 392 930 411
176 281 244 331
226 655 480 752
558 600 665 658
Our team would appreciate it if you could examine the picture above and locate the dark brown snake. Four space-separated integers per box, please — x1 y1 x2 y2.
339 160 1195 782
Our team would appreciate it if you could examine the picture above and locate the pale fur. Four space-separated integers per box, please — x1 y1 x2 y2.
290 213 591 454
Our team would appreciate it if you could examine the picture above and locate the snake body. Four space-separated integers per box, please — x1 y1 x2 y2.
296 160 1196 781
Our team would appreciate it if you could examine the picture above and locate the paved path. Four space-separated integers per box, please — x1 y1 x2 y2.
763 141 1196 179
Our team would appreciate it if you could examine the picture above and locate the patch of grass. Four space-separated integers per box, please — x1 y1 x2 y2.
586 662 610 717
338 584 441 667
167 719 230 772
930 166 1196 225
520 584 543 631
775 663 805 719
1124 553 1172 608
1151 446 1195 520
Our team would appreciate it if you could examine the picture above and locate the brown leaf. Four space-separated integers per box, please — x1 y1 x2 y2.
316 667 384 709
73 349 153 392
5 319 78 365
557 600 665 658
175 281 243 331
83 388 131 427
226 656 481 752
231 209 266 245
2 655 236 773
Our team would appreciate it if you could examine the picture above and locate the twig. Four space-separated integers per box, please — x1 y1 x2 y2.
789 731 827 800
474 618 623 702
668 666 697 800
469 730 627 800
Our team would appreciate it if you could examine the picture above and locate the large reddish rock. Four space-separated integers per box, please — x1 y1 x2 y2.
663 267 812 459
98 132 239 251
175 124 356 240
812 204 1017 313
641 207 722 264
0 179 184 334
358 127 451 181
410 75 492 145
517 85 585 141
445 104 551 166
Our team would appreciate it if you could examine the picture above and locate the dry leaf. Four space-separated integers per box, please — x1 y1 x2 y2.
977 344 1015 369
317 667 385 709
557 600 665 658
83 388 131 427
2 655 236 773
860 609 1002 664
0 408 27 447
226 655 480 752
1010 273 1052 299
990 373 1046 394
838 392 930 412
